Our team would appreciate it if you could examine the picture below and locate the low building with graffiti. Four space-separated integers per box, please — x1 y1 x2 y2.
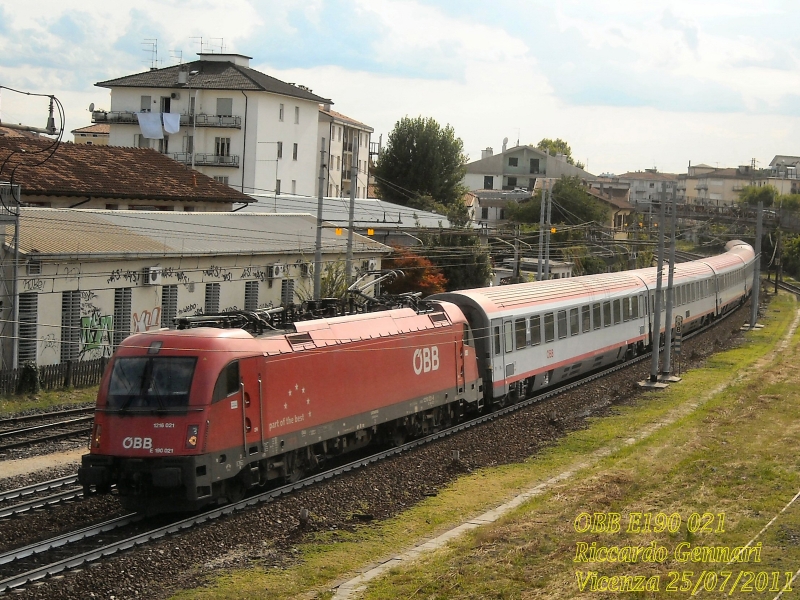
1 208 389 368
0 136 253 211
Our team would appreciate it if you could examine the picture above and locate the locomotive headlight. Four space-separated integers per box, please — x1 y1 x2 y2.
93 423 102 449
185 424 199 449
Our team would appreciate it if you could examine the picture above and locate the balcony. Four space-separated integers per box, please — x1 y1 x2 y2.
695 183 708 190
193 153 239 169
92 111 241 129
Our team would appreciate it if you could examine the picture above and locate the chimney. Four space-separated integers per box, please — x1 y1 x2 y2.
323 103 331 112
502 139 507 153
481 147 493 159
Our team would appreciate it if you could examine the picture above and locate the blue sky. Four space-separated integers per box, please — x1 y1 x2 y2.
1 0 798 174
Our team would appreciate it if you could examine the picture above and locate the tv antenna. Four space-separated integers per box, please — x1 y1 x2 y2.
208 38 226 54
190 36 204 55
142 38 159 69
170 49 183 64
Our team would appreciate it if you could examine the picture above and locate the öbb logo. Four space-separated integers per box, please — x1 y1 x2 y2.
413 346 439 375
122 436 152 450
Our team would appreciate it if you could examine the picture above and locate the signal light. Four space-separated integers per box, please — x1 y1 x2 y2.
335 228 343 235
367 228 374 236
92 423 102 448
186 424 199 449
551 227 556 234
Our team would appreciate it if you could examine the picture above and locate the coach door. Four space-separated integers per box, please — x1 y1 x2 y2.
490 318 513 395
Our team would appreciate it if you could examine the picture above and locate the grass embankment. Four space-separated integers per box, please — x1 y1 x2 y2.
174 295 798 599
0 386 98 416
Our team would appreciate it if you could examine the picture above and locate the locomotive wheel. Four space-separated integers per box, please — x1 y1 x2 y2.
224 476 246 503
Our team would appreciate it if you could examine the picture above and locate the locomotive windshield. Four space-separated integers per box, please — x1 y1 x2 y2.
107 357 197 411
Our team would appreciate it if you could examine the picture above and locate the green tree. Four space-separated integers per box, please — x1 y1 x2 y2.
738 184 778 207
536 138 578 166
374 116 468 209
506 176 609 226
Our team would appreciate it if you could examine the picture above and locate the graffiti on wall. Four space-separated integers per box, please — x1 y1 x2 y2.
133 307 162 333
80 313 113 358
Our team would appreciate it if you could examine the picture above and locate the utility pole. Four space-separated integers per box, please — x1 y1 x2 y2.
644 189 666 386
537 180 546 281
544 182 552 280
313 138 326 300
661 184 679 380
751 201 762 329
345 141 360 286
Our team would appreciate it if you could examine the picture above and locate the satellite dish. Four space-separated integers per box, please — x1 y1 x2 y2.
88 103 95 112
503 137 508 145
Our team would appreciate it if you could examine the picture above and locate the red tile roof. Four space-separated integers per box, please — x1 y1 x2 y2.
0 137 252 203
71 124 110 135
319 107 373 131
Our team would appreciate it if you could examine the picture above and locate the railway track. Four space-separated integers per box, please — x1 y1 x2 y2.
0 408 94 453
774 280 800 297
0 305 740 595
0 475 84 519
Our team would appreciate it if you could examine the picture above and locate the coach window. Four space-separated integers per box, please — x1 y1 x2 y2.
212 360 240 403
530 315 541 346
515 318 527 350
569 307 579 336
622 297 631 321
493 326 501 356
592 303 601 330
557 310 568 339
544 312 555 343
614 299 623 324
581 305 591 333
504 321 514 354
632 296 639 319
603 301 612 327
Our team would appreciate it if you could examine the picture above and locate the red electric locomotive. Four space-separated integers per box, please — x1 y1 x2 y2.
78 303 482 512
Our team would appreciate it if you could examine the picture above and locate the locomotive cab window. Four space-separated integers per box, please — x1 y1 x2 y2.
463 324 475 347
530 315 541 346
107 356 197 410
213 360 240 403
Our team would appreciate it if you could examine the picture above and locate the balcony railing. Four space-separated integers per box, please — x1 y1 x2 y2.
193 114 241 128
92 111 241 129
194 153 239 167
92 110 138 124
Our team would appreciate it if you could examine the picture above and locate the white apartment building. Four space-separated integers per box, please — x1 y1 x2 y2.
92 53 332 198
319 105 373 198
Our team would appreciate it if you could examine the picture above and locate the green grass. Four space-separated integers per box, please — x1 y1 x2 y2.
170 295 798 599
0 386 98 416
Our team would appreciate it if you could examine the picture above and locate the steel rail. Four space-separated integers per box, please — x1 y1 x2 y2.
0 305 744 594
0 514 139 567
0 419 93 452
0 407 94 428
0 487 85 519
0 475 78 504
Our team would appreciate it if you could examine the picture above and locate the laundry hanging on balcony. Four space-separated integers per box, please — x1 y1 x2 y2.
136 112 163 139
162 113 181 135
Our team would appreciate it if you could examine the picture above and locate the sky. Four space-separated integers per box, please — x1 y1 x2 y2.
0 0 798 175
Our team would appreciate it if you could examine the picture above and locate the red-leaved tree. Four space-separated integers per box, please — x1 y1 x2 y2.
383 246 447 295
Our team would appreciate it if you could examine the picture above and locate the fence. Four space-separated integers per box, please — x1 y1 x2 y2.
0 357 108 395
